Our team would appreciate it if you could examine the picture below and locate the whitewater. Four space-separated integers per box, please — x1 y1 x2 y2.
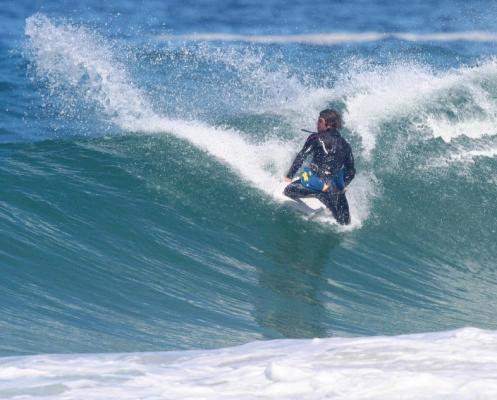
2 328 497 399
3 2 497 398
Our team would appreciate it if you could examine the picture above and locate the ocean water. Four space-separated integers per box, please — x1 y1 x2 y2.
2 0 497 398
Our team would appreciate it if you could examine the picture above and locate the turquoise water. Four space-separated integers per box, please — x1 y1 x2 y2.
2 2 497 360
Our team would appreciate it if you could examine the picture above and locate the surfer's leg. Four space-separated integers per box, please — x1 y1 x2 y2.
283 181 316 199
319 190 351 225
335 192 351 225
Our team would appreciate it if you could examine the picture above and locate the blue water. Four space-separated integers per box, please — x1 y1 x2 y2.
2 0 497 360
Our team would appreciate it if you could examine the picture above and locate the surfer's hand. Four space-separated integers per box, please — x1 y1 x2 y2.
283 176 292 183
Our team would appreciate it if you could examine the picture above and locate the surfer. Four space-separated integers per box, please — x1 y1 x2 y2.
283 109 355 225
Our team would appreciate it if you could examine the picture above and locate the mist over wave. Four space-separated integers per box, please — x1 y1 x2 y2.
25 14 379 227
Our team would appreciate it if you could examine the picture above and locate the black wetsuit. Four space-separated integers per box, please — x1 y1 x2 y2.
284 128 356 225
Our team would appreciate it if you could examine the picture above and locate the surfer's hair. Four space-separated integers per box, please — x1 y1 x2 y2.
319 109 342 129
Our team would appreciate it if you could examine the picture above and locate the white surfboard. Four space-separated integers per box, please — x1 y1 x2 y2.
275 181 327 217
282 197 324 215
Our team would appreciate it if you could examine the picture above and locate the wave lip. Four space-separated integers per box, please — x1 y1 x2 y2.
1 327 496 399
159 31 497 45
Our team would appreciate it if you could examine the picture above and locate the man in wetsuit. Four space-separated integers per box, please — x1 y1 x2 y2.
283 109 355 225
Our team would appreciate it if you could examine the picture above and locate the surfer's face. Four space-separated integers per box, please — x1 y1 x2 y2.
317 117 327 133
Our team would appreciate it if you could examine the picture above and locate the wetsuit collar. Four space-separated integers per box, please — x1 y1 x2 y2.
324 128 341 136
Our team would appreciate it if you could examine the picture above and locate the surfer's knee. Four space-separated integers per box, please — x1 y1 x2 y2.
337 213 350 225
336 199 351 225
324 191 350 225
283 184 296 198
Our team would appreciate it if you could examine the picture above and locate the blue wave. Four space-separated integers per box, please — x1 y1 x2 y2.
2 6 497 371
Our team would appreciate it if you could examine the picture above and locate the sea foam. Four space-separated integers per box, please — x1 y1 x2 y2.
159 31 497 45
2 327 497 399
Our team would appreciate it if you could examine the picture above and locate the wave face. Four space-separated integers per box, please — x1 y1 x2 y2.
2 1 497 391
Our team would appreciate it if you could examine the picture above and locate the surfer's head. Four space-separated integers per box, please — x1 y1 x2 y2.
318 109 342 132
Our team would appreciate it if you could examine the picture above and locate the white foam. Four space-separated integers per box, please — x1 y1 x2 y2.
161 32 387 45
2 327 497 399
464 148 497 158
396 31 497 42
339 62 439 156
25 14 155 126
160 31 497 45
427 145 497 169
334 58 497 163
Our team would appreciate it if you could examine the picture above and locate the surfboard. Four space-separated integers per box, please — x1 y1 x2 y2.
276 181 328 219
282 197 321 213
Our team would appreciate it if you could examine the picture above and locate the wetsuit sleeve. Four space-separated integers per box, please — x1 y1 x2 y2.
286 135 315 179
343 143 356 187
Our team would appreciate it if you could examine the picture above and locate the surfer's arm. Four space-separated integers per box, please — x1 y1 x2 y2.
286 135 315 179
343 145 356 187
